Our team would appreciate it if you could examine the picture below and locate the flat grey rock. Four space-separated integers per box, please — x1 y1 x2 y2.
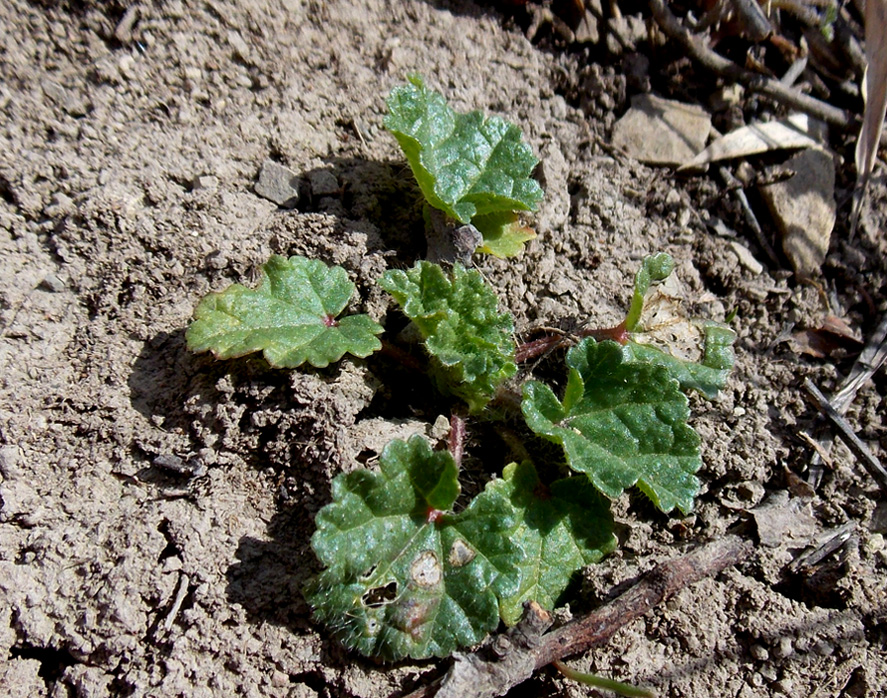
758 148 835 278
254 159 301 208
307 168 340 197
611 93 711 166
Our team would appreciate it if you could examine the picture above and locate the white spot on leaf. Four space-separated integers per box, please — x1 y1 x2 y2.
410 550 442 588
448 539 476 567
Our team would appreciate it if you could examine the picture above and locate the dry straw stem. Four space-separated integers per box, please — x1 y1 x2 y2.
851 0 887 232
803 379 887 495
855 0 887 183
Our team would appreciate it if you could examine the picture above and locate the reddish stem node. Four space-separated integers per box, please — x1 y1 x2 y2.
515 321 630 364
578 321 629 345
533 481 552 501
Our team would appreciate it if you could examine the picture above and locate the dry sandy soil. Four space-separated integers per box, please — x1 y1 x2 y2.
2 1 886 696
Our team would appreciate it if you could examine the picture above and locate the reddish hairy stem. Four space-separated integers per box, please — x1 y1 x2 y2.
515 323 629 364
578 322 629 345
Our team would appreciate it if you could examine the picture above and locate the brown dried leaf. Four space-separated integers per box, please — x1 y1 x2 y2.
789 316 863 359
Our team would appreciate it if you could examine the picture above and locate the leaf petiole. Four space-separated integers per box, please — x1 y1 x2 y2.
554 660 656 698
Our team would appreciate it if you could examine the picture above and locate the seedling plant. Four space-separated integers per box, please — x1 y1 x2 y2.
186 76 735 688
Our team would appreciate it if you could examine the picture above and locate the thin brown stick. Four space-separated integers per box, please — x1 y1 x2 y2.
399 535 750 698
648 0 853 129
718 166 780 266
803 379 887 494
805 312 887 488
533 535 748 668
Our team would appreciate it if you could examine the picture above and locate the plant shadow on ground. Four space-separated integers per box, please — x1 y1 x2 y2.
129 331 360 659
274 155 428 264
128 329 196 428
208 186 431 674
225 509 318 634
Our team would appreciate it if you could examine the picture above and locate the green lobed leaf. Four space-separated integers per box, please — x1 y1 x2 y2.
522 338 701 515
306 435 521 660
384 75 543 254
476 461 616 626
186 255 382 368
380 261 517 412
625 322 737 399
473 211 537 258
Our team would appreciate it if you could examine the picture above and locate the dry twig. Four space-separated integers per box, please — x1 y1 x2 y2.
718 166 779 266
399 535 750 698
805 312 887 487
852 0 887 234
803 379 887 495
648 0 853 129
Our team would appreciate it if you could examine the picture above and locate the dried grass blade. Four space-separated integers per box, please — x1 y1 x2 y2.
852 0 887 232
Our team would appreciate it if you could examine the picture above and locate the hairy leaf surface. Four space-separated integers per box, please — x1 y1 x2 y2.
626 323 736 399
384 75 543 256
476 461 616 625
186 255 382 368
522 338 701 514
623 253 736 397
380 261 516 411
306 436 521 660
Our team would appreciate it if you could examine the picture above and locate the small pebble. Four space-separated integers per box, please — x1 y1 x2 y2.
864 533 884 554
39 273 67 293
729 240 764 275
759 665 778 682
183 66 203 83
0 445 23 479
191 175 218 192
153 454 207 478
44 192 74 218
254 160 301 208
308 169 340 197
227 30 251 61
773 678 794 695
206 250 229 270
773 636 793 659
814 640 834 657
750 643 769 661
118 54 136 79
